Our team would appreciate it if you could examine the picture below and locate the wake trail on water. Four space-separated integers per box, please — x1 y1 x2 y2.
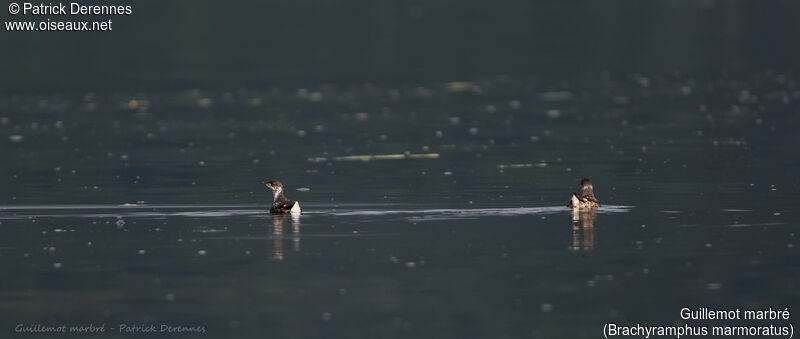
0 204 633 221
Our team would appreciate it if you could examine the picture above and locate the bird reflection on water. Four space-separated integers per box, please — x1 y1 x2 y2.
571 208 596 251
269 214 301 261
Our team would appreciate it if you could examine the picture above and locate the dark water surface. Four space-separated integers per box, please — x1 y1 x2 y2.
1 71 799 338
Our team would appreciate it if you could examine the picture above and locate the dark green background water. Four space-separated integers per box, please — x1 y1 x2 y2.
2 0 800 90
1 1 799 338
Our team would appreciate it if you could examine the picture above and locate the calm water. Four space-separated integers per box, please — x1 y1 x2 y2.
1 71 798 338
2 1 800 338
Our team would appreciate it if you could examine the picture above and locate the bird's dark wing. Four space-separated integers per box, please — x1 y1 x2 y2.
277 200 296 209
270 200 297 213
580 194 600 207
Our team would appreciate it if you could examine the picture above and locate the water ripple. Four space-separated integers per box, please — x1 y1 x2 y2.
0 204 633 221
